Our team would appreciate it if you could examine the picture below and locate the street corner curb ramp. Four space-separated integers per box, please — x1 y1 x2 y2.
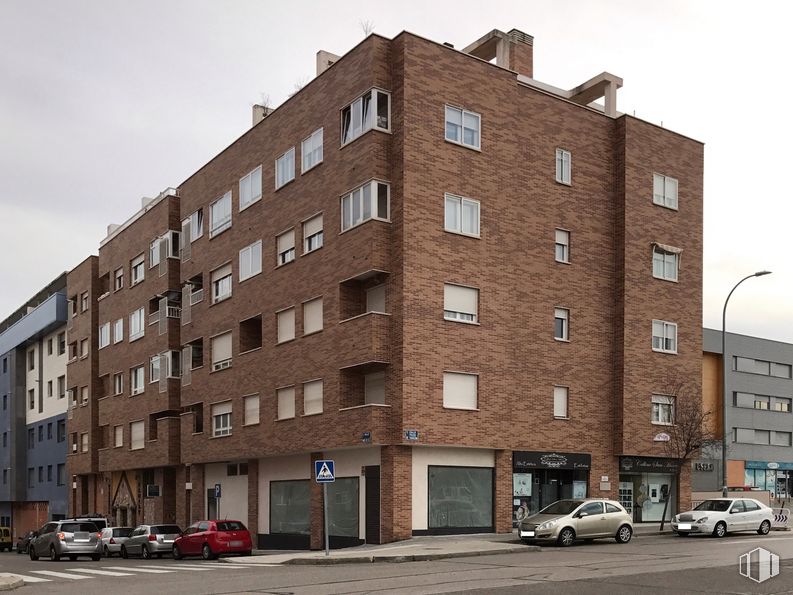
0 574 24 591
283 545 540 565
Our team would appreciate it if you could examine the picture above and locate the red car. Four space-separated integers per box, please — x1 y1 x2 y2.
172 520 252 560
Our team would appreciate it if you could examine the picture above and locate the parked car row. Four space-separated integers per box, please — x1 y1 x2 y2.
517 497 775 547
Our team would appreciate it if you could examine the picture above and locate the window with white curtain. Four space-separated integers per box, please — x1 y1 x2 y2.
303 380 323 415
130 366 144 395
275 147 295 189
190 209 204 240
443 284 478 323
209 192 232 237
303 214 323 253
130 254 145 285
211 332 232 371
341 181 389 232
555 149 571 184
277 308 295 343
651 394 675 425
113 318 123 343
243 394 260 425
239 241 262 281
301 128 324 172
277 386 296 420
113 373 123 395
652 320 678 353
341 89 390 145
555 229 570 263
211 401 232 436
149 355 160 383
364 371 386 405
239 165 262 210
98 323 110 349
553 386 569 418
653 173 678 209
211 263 232 303
443 372 478 410
554 308 569 341
444 193 480 237
277 229 295 265
129 307 145 341
445 105 480 149
652 245 679 281
130 421 144 450
149 237 160 268
303 298 323 335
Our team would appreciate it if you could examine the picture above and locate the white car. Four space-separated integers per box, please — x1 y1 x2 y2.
671 498 773 537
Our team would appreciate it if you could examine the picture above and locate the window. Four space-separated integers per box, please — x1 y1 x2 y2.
80 291 89 312
28 349 35 370
652 320 678 353
130 421 144 450
239 315 262 352
81 433 88 453
443 284 478 323
38 425 43 442
239 165 263 210
47 423 52 440
445 105 480 149
651 395 675 425
211 402 232 436
301 128 323 173
275 147 295 189
114 268 124 291
114 425 123 447
80 338 88 358
443 372 477 410
773 431 792 446
555 229 570 263
270 480 310 535
733 428 786 446
341 88 390 144
150 355 161 383
652 245 679 281
243 395 260 425
554 308 569 341
239 241 262 281
28 389 35 410
277 386 295 420
210 332 233 371
734 392 792 413
209 191 232 237
366 284 386 313
555 149 571 184
771 362 793 378
47 380 52 398
113 318 123 343
444 194 480 237
276 229 295 265
130 366 144 395
277 308 295 343
303 298 323 335
99 323 110 349
28 468 34 488
341 180 390 232
56 464 64 485
129 307 145 340
149 238 161 268
47 338 53 355
303 379 323 415
189 209 204 240
57 332 65 355
303 214 323 253
113 372 123 395
364 371 386 405
57 376 65 399
28 428 34 448
131 254 145 285
211 264 232 303
80 386 88 405
653 173 678 209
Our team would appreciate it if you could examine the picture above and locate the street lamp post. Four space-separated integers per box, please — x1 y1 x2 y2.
721 271 772 497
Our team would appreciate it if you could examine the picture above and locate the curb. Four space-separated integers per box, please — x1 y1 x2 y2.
283 545 540 565
0 575 24 591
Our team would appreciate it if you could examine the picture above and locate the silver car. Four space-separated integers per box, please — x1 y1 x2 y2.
518 499 634 546
671 498 774 537
100 526 133 557
28 520 102 561
121 524 181 559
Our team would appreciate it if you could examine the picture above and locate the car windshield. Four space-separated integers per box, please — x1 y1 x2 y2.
539 500 584 515
61 523 98 533
216 521 246 532
693 500 731 512
113 528 133 537
152 525 181 535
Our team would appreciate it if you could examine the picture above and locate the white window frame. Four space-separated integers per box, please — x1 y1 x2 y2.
443 283 479 324
555 148 571 185
239 165 263 211
340 180 390 232
130 254 145 285
239 241 262 281
209 192 232 238
149 238 160 268
113 318 123 343
553 385 569 419
301 128 324 173
653 173 678 210
114 268 124 291
210 264 232 303
98 323 110 349
444 193 480 237
130 366 144 396
113 372 123 396
554 308 569 341
652 245 679 282
190 209 204 240
302 214 323 254
129 307 145 341
651 394 675 425
555 229 570 263
341 88 391 146
275 147 295 189
149 355 161 384
444 105 481 150
652 320 678 354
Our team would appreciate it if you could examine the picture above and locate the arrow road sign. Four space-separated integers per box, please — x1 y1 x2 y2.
315 460 335 483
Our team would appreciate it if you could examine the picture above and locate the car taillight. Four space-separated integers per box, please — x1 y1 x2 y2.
57 532 65 541
109 537 115 544
148 534 157 541
97 533 102 540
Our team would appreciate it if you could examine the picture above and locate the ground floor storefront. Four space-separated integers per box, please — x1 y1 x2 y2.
618 456 679 522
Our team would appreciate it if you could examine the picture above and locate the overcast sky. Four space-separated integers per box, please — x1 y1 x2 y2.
1 1 791 341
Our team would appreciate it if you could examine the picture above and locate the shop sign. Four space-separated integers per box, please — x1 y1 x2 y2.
404 429 419 441
653 433 671 442
746 460 793 470
513 451 591 470
692 461 714 472
619 456 678 474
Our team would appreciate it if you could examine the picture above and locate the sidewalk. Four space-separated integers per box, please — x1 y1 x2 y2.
229 525 672 566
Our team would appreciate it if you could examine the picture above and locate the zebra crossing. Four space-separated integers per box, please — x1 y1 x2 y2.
6 561 261 585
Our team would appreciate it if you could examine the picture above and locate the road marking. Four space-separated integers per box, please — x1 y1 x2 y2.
67 568 134 576
144 564 209 571
103 566 174 574
31 570 91 579
3 573 52 583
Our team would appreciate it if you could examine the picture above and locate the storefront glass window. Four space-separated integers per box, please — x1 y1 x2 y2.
429 466 493 529
270 480 310 534
618 473 676 522
327 477 359 537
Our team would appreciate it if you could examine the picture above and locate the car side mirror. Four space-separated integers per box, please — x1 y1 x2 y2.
577 512 588 518
730 509 739 514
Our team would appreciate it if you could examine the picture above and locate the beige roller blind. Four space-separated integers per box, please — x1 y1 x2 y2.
244 395 260 425
211 263 232 283
277 386 295 419
130 421 145 450
443 372 478 410
555 229 569 244
277 229 295 253
211 400 232 416
277 308 295 343
553 386 569 418
211 332 232 363
303 298 323 334
444 284 478 315
303 214 323 237
303 380 323 415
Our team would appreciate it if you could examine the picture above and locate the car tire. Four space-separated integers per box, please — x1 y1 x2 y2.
91 554 101 561
202 543 216 560
172 545 182 560
758 520 771 535
120 545 128 559
29 546 38 561
142 545 151 560
557 527 576 547
50 546 60 562
615 525 632 544
713 522 727 538
104 546 111 558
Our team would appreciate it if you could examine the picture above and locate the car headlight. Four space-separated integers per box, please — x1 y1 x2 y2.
697 517 708 524
538 520 558 531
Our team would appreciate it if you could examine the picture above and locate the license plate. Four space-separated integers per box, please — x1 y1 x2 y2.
519 530 535 538
163 539 174 543
74 538 89 542
678 523 692 530
230 540 243 547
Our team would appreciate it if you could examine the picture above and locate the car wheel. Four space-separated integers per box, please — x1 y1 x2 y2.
677 531 690 537
91 554 101 561
50 546 60 562
557 527 576 547
201 543 216 560
172 545 182 560
615 525 633 544
142 545 151 559
68 555 77 561
120 545 129 559
29 546 38 561
758 520 771 535
713 522 727 538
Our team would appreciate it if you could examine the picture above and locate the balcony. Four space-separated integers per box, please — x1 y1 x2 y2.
337 312 391 369
336 218 390 276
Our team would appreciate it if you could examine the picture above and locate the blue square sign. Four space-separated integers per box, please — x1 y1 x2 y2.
315 460 335 483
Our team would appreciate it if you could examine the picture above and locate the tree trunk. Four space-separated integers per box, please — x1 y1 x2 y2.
659 472 677 531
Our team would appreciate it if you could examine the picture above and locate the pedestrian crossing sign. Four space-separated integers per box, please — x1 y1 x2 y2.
315 459 335 483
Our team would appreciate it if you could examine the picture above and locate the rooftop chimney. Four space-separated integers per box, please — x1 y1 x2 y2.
316 50 340 76
106 224 120 237
462 28 534 78
252 104 273 126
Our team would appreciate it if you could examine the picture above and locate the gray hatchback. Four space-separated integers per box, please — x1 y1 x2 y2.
29 521 102 561
121 524 181 559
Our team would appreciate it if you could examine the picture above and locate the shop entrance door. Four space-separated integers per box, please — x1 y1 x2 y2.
206 489 217 520
364 466 381 544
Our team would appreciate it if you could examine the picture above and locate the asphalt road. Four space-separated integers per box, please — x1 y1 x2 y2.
3 532 793 594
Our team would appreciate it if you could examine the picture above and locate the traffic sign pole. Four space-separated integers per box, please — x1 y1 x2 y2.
323 483 330 556
314 459 335 557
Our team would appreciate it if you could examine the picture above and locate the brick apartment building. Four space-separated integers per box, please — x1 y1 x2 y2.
64 28 703 547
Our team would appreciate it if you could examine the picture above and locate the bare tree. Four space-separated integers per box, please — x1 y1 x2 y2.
259 93 271 112
360 19 375 36
288 77 310 98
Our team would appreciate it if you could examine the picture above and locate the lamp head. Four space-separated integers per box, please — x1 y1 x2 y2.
754 271 772 277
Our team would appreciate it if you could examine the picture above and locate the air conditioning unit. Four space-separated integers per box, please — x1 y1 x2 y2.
146 484 161 497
